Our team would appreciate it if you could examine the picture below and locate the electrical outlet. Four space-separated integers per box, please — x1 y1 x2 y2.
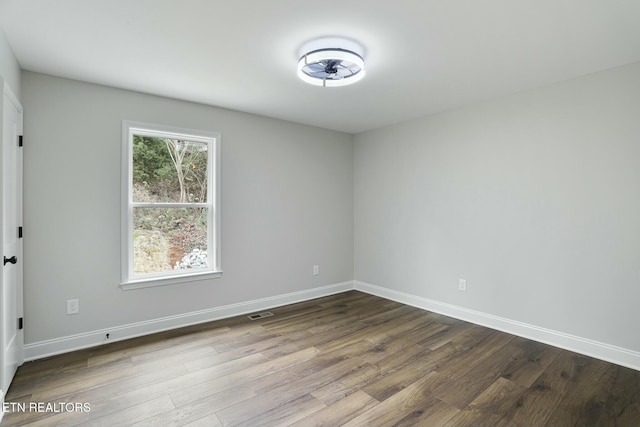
458 279 467 292
313 265 320 276
67 299 79 315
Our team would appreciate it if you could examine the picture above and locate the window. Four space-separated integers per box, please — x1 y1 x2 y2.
121 121 221 289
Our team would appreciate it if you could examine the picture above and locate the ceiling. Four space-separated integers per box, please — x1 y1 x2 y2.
1 0 639 134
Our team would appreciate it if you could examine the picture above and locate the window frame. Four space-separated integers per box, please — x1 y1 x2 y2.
120 120 222 290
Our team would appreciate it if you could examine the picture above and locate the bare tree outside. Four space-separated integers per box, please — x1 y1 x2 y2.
164 139 208 203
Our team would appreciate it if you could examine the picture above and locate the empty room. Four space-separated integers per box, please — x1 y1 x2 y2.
1 0 639 425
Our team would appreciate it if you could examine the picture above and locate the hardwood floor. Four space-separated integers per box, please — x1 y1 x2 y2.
3 291 640 426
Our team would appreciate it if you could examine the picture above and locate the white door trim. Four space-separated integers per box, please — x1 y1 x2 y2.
1 80 24 411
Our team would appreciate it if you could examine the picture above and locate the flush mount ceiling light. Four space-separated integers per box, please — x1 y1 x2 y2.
298 46 365 87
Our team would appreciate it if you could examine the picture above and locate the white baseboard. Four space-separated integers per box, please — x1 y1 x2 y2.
24 281 354 361
354 281 640 372
24 279 640 372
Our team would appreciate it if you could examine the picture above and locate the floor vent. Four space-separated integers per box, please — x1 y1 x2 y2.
248 311 274 321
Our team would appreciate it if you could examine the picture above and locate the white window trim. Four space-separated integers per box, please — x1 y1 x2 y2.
120 120 222 290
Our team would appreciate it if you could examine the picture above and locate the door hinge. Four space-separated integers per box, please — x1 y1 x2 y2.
18 226 23 238
18 317 23 330
18 135 23 147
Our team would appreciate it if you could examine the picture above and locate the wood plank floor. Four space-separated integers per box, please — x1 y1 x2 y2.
3 291 640 426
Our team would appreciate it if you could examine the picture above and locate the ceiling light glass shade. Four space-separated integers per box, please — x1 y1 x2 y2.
298 48 365 87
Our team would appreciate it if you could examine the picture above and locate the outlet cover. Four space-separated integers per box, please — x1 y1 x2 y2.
458 279 467 292
313 265 319 275
67 299 79 315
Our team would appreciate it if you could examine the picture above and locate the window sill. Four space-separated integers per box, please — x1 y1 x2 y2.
120 270 223 290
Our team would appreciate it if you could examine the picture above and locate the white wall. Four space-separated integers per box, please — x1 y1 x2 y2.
21 71 353 346
355 62 640 354
0 28 20 99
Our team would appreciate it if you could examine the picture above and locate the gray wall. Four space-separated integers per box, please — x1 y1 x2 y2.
22 71 353 344
0 28 20 99
354 62 640 353
17 58 640 361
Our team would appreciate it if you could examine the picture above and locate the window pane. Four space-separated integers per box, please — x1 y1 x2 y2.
132 136 208 203
133 207 209 275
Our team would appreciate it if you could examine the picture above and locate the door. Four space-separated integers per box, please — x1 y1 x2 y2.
1 81 24 396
